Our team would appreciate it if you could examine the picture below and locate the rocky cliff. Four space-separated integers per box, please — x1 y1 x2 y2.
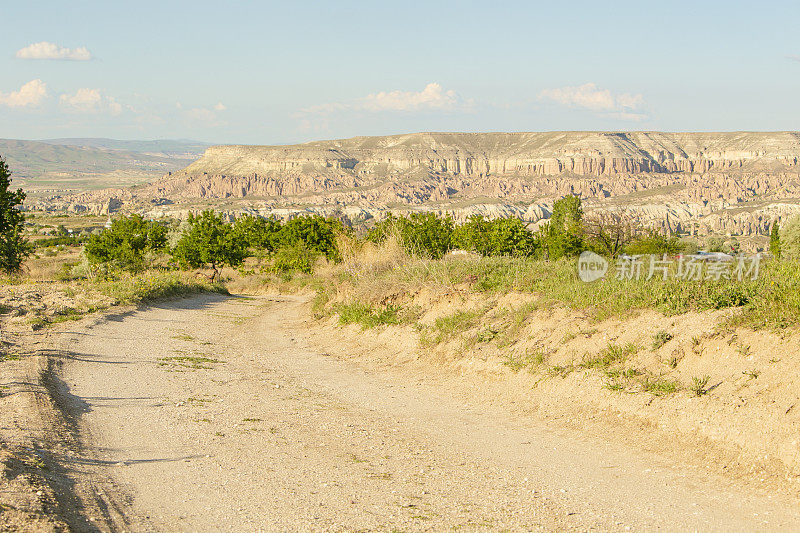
177 131 800 179
32 132 800 244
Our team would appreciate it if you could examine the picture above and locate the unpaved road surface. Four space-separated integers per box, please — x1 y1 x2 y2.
47 294 800 531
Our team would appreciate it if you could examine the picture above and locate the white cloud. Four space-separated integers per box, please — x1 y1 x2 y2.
16 41 92 61
362 83 466 112
60 88 123 114
0 79 48 108
299 83 472 116
539 83 647 120
185 102 227 125
187 108 217 121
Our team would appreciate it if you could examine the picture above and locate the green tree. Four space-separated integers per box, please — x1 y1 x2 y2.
232 214 281 252
368 213 453 259
625 230 681 256
780 216 800 260
770 222 781 258
705 236 726 253
540 196 584 259
452 216 538 256
0 157 30 273
85 214 167 273
276 215 343 261
172 211 247 281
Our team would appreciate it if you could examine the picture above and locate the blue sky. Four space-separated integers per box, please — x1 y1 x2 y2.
1 0 799 144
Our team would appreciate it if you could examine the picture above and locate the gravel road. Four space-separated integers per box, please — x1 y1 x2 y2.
50 294 800 531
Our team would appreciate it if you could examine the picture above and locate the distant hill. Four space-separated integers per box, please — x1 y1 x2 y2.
41 138 210 158
64 130 800 240
0 138 208 198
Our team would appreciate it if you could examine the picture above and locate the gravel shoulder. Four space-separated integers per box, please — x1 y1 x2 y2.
25 294 800 531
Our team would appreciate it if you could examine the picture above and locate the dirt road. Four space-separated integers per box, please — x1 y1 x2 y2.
47 294 800 531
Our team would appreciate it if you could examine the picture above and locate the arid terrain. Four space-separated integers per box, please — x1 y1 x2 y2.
6 292 800 531
3 138 208 202
6 130 800 531
30 131 800 250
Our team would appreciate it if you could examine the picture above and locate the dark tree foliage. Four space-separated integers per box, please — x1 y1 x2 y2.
770 222 781 258
625 230 681 256
0 157 30 273
539 196 585 259
85 214 167 273
452 216 538 257
367 213 454 259
232 214 281 252
172 210 247 280
276 215 344 261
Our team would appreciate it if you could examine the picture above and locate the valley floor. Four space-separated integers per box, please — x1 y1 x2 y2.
7 293 800 531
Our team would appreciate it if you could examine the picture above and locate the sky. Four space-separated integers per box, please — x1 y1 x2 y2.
1 0 799 145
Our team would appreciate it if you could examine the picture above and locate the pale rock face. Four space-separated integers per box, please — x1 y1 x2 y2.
30 132 800 241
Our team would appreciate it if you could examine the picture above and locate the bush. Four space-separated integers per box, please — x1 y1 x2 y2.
539 196 584 259
0 157 30 273
96 271 228 304
368 213 454 259
271 244 318 274
705 236 726 253
85 214 167 273
452 216 538 257
233 215 281 252
172 211 247 280
625 231 681 256
780 215 800 260
276 216 343 261
770 222 781 258
335 302 400 329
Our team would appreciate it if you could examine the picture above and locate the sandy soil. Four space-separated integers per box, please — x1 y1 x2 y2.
23 293 800 531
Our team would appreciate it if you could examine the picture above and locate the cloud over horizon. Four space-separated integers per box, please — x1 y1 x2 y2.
16 41 92 61
301 83 472 116
539 83 647 121
0 79 48 108
60 88 122 114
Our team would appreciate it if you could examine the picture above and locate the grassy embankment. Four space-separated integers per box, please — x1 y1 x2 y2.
255 234 800 397
0 247 227 332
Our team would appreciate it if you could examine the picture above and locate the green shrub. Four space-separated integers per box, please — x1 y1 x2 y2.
85 214 167 273
452 216 538 257
335 302 400 329
0 157 30 273
625 231 681 256
780 216 800 260
651 330 673 350
276 216 344 261
271 244 318 274
705 236 726 253
770 222 781 258
368 213 453 259
690 375 710 396
96 271 228 304
232 215 281 252
171 211 247 280
538 196 584 259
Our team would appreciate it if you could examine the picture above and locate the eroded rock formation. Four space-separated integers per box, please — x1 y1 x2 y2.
31 132 800 243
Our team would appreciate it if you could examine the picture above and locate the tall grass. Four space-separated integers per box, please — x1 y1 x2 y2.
317 239 800 329
94 271 228 304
